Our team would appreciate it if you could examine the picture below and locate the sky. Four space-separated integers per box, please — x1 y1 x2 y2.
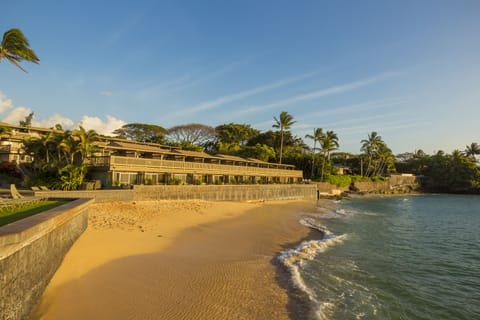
1 0 479 154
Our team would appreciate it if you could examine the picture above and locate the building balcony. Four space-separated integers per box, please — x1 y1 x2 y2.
89 155 303 178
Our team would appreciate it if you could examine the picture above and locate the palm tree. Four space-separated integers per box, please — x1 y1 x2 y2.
360 131 383 177
272 111 296 164
0 28 39 72
40 131 56 164
57 131 77 164
373 143 394 176
0 125 12 136
451 149 464 160
305 128 324 178
73 126 98 163
464 142 480 161
319 130 339 181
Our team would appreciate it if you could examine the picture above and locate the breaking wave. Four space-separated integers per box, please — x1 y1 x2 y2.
277 216 348 319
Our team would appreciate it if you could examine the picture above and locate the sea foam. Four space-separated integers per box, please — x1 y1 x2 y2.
277 216 347 319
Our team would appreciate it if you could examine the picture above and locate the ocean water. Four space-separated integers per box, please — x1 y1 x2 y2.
278 195 480 320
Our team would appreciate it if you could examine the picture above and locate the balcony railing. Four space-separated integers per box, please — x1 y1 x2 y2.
0 145 22 153
89 156 303 178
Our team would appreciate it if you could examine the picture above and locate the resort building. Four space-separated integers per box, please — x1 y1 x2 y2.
0 122 304 187
0 122 57 163
89 138 303 187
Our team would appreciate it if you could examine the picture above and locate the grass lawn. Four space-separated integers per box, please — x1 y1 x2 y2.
0 200 69 227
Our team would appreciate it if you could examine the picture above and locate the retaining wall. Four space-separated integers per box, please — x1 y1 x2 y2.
33 189 135 203
316 182 349 195
33 185 317 202
354 175 420 193
133 185 317 201
0 198 92 320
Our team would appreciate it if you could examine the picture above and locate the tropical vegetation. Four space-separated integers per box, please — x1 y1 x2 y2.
396 147 480 193
21 119 98 190
0 28 39 72
0 106 477 194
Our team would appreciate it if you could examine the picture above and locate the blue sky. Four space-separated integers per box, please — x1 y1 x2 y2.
1 0 479 154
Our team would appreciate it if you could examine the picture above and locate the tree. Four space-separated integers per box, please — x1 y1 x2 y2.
52 123 64 131
305 128 324 179
238 144 275 162
113 123 167 144
41 131 56 164
73 126 98 163
464 142 480 161
215 123 260 146
167 123 216 148
319 130 339 181
0 28 39 72
360 131 384 177
19 112 34 127
0 126 12 136
272 111 296 164
57 131 78 164
372 143 395 176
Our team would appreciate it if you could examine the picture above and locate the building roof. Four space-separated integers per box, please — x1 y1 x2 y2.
101 140 178 155
0 121 297 170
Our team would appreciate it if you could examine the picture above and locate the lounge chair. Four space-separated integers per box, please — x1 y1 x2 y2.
10 184 24 199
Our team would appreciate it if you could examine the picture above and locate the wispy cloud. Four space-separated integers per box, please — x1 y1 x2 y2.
135 60 248 100
103 14 144 48
234 71 403 116
250 97 407 136
99 90 113 97
167 71 318 119
296 97 408 122
174 59 249 91
338 120 428 136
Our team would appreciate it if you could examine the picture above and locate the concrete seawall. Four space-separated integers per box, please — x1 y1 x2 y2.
33 185 317 202
0 198 93 320
31 176 420 203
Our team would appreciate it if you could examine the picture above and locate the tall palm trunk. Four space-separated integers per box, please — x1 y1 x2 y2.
320 153 327 182
279 130 284 164
365 154 373 177
311 139 316 178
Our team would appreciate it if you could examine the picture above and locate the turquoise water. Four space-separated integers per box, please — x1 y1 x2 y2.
279 195 480 319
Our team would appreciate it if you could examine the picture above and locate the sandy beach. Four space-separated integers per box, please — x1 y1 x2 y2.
29 199 320 320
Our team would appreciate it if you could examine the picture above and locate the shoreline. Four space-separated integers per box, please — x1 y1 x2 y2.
30 199 322 320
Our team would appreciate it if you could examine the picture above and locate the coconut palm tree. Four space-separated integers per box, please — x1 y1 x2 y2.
360 131 384 177
305 128 324 178
40 131 56 164
58 132 78 165
272 111 296 164
373 143 394 176
319 130 339 181
73 126 98 163
464 142 480 161
0 28 39 72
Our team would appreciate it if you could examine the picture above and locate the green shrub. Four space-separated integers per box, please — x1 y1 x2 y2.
168 177 183 185
52 164 87 190
323 175 352 187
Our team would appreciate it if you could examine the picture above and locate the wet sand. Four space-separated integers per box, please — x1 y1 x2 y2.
30 200 319 320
